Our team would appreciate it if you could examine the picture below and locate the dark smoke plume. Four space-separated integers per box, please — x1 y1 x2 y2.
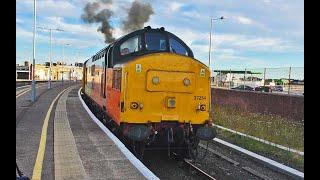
81 0 154 43
81 0 115 43
122 0 154 33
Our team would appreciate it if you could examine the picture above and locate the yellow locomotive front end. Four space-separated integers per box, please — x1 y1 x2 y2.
120 53 210 125
83 27 216 158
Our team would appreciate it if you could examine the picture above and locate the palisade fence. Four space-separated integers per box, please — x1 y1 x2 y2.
211 67 304 95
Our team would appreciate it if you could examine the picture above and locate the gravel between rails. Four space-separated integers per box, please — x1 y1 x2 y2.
196 140 294 180
143 149 209 180
142 140 294 180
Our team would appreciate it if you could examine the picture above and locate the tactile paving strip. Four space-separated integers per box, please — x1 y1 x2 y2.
54 86 88 180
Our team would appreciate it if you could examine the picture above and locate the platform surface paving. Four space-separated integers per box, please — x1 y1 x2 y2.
17 83 146 179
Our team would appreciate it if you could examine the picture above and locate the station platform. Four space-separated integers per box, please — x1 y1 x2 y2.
16 83 156 179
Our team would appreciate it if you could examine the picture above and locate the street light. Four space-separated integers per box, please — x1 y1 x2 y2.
37 26 64 89
31 0 37 102
208 16 224 70
62 43 71 85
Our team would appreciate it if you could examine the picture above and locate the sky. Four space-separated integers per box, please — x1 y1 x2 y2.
16 0 304 71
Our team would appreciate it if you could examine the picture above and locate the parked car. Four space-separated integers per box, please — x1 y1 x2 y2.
254 86 271 92
231 85 254 91
273 85 283 92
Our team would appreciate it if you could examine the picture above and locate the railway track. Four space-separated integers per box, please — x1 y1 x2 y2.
194 141 298 180
82 92 300 180
139 140 298 180
172 152 216 180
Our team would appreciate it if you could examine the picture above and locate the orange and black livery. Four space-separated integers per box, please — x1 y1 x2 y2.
82 26 216 158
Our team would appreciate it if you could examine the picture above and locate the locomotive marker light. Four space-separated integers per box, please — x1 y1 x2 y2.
152 76 160 85
183 78 191 86
139 103 144 110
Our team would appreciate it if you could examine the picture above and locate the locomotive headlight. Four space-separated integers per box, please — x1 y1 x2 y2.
200 104 206 111
183 78 191 86
152 76 160 85
167 97 176 108
197 103 206 111
130 102 139 109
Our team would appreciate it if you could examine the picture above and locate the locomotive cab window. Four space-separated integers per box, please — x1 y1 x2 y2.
169 37 188 56
145 33 167 51
120 36 141 56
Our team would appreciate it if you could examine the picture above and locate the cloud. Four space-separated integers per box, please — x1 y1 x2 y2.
16 27 34 39
236 16 254 25
16 23 104 49
44 17 99 38
16 18 23 24
16 0 303 67
169 2 184 12
167 26 301 53
16 0 81 18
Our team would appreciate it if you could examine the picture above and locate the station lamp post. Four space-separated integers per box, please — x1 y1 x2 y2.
208 16 224 70
37 27 64 89
31 0 37 102
62 43 71 85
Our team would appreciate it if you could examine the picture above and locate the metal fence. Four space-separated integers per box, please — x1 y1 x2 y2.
211 67 304 95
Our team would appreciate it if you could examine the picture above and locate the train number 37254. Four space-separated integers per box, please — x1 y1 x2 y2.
194 96 206 100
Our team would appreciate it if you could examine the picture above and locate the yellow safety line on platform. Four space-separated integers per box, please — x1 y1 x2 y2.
31 86 74 180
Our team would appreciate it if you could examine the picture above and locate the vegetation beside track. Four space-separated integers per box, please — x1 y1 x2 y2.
211 104 304 151
211 104 304 171
215 128 304 171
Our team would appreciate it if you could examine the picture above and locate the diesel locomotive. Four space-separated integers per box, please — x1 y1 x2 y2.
82 26 216 159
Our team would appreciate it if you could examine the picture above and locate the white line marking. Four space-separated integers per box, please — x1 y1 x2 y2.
213 138 304 179
16 85 31 89
16 84 48 99
78 88 159 180
213 124 304 156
